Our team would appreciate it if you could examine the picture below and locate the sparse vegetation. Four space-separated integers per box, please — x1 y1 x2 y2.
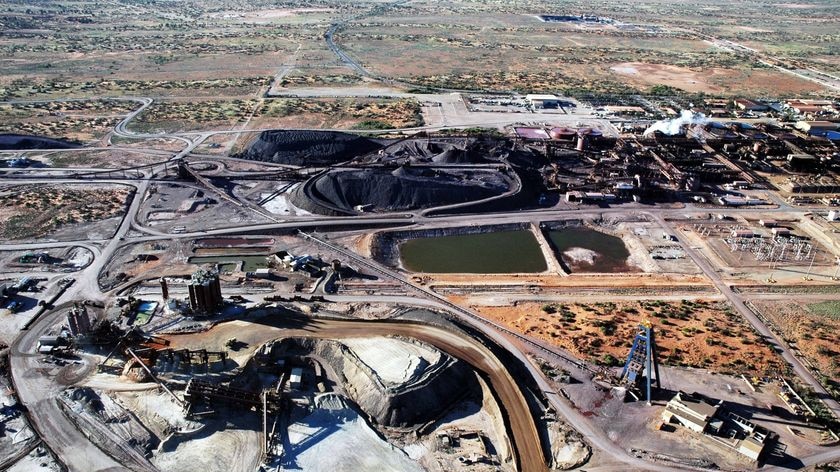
475 300 784 375
0 185 131 239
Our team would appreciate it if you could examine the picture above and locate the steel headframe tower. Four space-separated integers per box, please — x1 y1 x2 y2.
619 319 661 405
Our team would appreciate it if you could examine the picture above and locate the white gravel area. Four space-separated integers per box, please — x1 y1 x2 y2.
342 337 442 386
563 247 598 265
279 395 422 472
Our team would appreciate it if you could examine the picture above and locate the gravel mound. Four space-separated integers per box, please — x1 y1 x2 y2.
238 130 383 166
0 134 81 150
307 166 510 212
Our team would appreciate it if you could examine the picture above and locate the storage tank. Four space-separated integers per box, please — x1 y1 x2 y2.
549 127 576 141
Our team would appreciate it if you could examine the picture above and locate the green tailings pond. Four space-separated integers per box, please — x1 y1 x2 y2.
546 227 634 273
188 254 268 272
399 230 547 273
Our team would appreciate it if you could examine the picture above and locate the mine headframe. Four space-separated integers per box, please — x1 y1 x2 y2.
618 319 661 404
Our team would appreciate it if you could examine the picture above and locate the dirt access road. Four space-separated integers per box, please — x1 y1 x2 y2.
163 312 550 472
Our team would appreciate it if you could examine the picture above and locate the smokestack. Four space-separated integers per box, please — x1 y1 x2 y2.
576 135 586 151
160 277 169 300
753 142 762 153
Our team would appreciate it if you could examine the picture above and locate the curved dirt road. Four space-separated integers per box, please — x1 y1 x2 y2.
163 313 550 472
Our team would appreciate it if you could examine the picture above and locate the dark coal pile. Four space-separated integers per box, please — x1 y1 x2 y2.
0 134 81 150
305 166 510 213
374 137 488 165
239 130 383 166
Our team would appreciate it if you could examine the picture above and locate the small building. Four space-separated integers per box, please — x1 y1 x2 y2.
603 105 647 116
661 391 720 433
731 230 758 238
67 304 92 336
253 268 271 279
718 196 766 207
771 228 791 236
289 367 303 389
565 191 584 203
662 392 769 462
759 219 777 228
828 210 839 222
739 436 767 461
14 277 36 292
526 94 561 109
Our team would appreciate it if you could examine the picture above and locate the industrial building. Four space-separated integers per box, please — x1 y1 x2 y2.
526 94 562 109
733 99 768 112
187 268 224 314
662 391 770 462
67 304 92 336
662 391 720 433
795 121 839 136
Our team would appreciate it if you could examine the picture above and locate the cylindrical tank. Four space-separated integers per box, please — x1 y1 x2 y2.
549 127 576 140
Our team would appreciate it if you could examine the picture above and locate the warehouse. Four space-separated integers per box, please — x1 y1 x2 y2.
526 94 562 109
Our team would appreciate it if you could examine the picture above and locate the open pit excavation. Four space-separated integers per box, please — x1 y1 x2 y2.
157 310 554 472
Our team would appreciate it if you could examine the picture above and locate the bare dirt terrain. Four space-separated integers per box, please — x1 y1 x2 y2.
751 300 840 383
471 300 786 375
609 62 823 96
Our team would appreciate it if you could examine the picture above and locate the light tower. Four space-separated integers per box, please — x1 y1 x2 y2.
619 319 661 405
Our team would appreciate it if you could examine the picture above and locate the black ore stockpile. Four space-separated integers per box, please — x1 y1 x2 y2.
239 130 383 166
0 134 81 150
377 138 486 165
310 167 509 212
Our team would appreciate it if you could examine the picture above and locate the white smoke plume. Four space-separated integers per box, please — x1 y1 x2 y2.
643 110 708 137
